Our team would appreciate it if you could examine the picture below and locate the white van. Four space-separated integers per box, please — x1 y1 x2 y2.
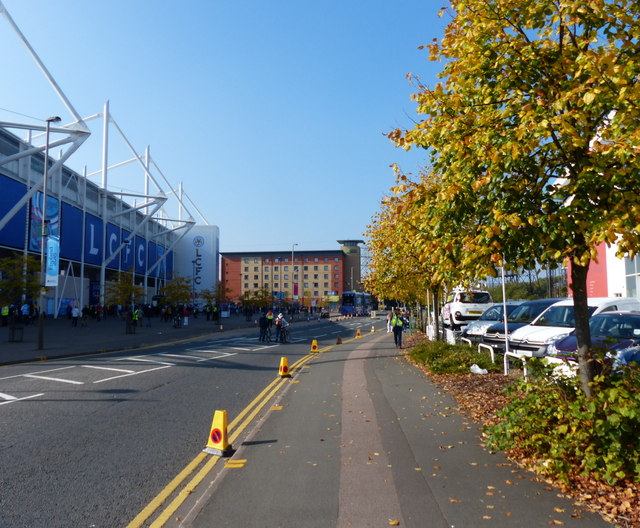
442 289 493 330
508 297 640 357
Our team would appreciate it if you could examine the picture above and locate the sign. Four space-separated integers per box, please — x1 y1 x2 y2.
45 235 60 287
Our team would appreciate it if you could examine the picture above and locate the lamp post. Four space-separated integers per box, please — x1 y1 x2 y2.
291 243 298 302
38 116 61 350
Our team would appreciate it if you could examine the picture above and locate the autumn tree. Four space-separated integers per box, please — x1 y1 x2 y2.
159 275 193 306
0 254 40 309
104 272 145 307
389 0 640 396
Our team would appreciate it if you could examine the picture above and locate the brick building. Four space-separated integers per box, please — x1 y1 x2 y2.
221 240 364 305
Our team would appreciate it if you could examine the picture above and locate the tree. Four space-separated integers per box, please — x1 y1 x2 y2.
104 272 145 307
0 254 40 309
159 275 193 306
389 0 640 396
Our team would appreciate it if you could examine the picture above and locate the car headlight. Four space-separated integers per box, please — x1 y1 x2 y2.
547 341 559 356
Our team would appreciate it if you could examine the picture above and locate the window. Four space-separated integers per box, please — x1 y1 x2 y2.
275 274 279 280
294 274 298 280
313 282 319 288
284 283 289 288
244 274 249 280
284 274 289 280
334 274 339 279
254 275 258 280
324 274 329 279
324 265 329 271
324 282 329 288
334 266 339 270
304 257 309 262
314 258 319 262
304 266 308 271
265 258 270 263
314 274 318 279
253 283 259 289
314 291 319 296
264 275 269 280
243 258 249 263
244 267 249 272
253 266 258 271
324 257 328 262
304 282 309 288
304 274 308 279
275 266 279 271
265 266 270 271
334 282 339 288
244 283 248 289
284 266 289 271
334 257 339 262
313 266 318 271
274 283 279 288
254 258 259 263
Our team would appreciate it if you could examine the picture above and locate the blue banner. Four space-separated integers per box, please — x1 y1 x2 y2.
84 213 103 265
46 235 60 286
60 202 82 260
0 175 28 250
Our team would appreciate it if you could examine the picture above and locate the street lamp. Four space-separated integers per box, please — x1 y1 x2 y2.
37 116 61 350
291 243 298 301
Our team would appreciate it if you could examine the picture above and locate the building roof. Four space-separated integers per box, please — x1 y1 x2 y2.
221 250 344 258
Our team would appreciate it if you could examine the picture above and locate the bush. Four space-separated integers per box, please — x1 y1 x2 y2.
485 359 640 485
408 339 501 375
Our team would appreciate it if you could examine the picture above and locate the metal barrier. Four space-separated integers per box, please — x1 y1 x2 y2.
504 350 528 379
478 343 495 363
460 337 473 347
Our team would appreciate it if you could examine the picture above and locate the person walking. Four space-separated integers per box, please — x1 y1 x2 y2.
71 305 80 327
391 309 407 349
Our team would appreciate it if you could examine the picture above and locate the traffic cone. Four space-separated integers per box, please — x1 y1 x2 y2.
279 356 291 378
310 339 319 353
356 328 362 338
218 323 224 332
203 410 233 457
371 325 375 333
336 335 342 345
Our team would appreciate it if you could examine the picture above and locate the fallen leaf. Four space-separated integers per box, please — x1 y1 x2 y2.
389 521 400 526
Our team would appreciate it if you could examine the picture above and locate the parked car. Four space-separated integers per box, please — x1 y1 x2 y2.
461 301 523 343
509 297 640 358
481 298 563 354
442 289 493 330
547 312 640 361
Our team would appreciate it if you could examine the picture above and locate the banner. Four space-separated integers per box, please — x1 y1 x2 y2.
46 235 60 287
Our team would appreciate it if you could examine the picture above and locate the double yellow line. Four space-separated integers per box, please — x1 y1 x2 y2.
127 340 347 527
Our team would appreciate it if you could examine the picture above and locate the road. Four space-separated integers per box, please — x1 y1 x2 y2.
0 318 376 528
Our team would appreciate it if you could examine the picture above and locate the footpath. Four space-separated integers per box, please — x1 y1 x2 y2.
176 332 610 528
1 314 612 527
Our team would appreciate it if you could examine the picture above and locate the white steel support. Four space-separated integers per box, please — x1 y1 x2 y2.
99 101 110 305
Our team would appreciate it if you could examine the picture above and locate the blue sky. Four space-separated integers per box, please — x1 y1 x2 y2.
1 0 448 253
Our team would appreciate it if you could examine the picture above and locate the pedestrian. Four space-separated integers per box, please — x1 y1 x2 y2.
71 305 80 327
391 309 407 349
386 310 393 333
258 312 269 342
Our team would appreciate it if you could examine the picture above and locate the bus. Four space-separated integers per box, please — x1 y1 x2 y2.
341 291 372 316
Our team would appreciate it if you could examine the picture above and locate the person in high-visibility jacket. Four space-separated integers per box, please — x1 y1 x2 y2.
391 309 407 349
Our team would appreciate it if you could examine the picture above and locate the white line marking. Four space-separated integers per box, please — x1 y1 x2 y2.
0 392 17 401
116 357 175 366
0 393 44 406
315 333 328 337
93 365 172 383
82 365 135 373
24 374 84 385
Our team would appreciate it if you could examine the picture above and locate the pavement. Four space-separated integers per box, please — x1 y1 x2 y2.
1 313 611 527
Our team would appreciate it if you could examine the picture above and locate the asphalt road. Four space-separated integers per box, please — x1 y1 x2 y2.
0 318 373 528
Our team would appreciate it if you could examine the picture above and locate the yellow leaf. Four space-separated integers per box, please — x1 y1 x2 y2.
583 92 596 104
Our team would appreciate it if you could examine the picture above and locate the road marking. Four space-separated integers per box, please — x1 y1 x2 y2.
82 365 135 373
24 374 84 385
0 392 17 401
93 365 172 384
0 393 44 406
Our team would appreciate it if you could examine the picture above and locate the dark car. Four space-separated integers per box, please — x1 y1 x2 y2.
460 302 523 344
481 298 564 354
546 312 640 362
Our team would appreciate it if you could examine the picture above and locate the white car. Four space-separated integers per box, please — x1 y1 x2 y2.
508 297 640 358
442 289 493 330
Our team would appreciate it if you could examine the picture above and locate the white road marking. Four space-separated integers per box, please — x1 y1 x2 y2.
0 392 17 401
0 393 44 406
82 365 135 373
24 374 84 385
93 365 172 384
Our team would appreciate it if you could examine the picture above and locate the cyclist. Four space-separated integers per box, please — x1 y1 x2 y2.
275 313 289 342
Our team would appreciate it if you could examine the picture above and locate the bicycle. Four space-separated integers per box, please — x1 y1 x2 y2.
259 326 272 343
278 326 289 343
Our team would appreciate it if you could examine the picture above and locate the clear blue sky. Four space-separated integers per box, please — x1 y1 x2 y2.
1 0 448 253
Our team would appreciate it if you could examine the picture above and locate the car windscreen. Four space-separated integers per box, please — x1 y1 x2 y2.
479 305 502 320
535 305 597 327
589 314 640 338
459 292 491 303
507 301 556 323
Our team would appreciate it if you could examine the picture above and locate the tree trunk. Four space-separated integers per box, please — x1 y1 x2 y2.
570 259 594 398
432 286 441 340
